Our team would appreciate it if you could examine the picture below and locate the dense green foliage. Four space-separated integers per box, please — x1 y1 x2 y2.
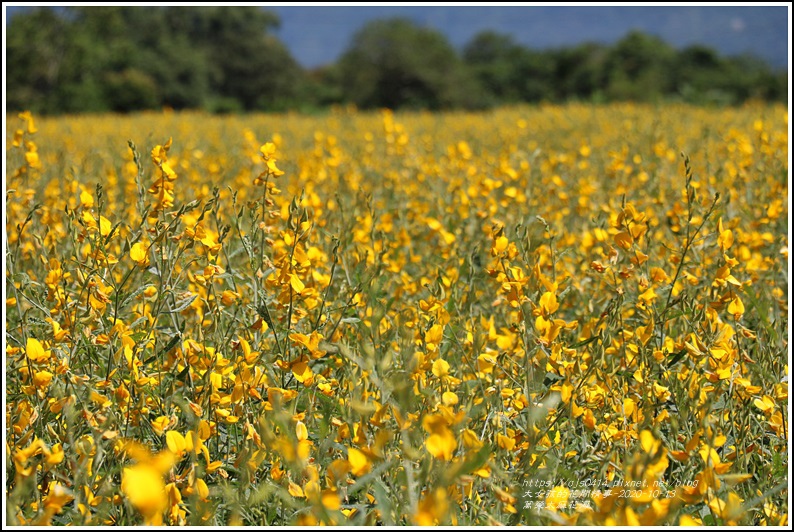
6 7 303 113
334 18 482 110
6 8 787 114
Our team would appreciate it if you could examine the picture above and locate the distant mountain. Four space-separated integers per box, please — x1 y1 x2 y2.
5 5 789 70
267 5 789 70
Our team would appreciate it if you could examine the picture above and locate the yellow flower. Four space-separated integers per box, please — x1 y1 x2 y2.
33 370 54 390
492 235 508 255
545 485 570 511
415 488 449 525
18 110 38 134
26 338 50 363
347 447 371 476
727 295 744 318
220 289 239 306
432 358 450 378
718 218 734 251
289 273 305 293
423 414 457 461
130 242 149 267
260 142 285 176
122 464 167 525
539 291 560 316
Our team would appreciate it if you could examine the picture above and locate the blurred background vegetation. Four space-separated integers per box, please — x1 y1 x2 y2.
6 6 788 114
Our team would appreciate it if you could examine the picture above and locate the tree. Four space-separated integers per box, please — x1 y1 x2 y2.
550 43 608 101
6 8 71 113
463 31 528 104
183 7 304 111
5 6 304 113
337 18 482 110
602 31 676 101
464 33 610 105
721 54 787 103
6 10 786 113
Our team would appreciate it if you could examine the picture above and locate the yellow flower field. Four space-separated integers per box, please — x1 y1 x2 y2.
4 103 789 526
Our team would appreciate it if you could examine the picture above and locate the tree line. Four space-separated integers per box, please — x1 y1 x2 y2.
7 7 787 114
